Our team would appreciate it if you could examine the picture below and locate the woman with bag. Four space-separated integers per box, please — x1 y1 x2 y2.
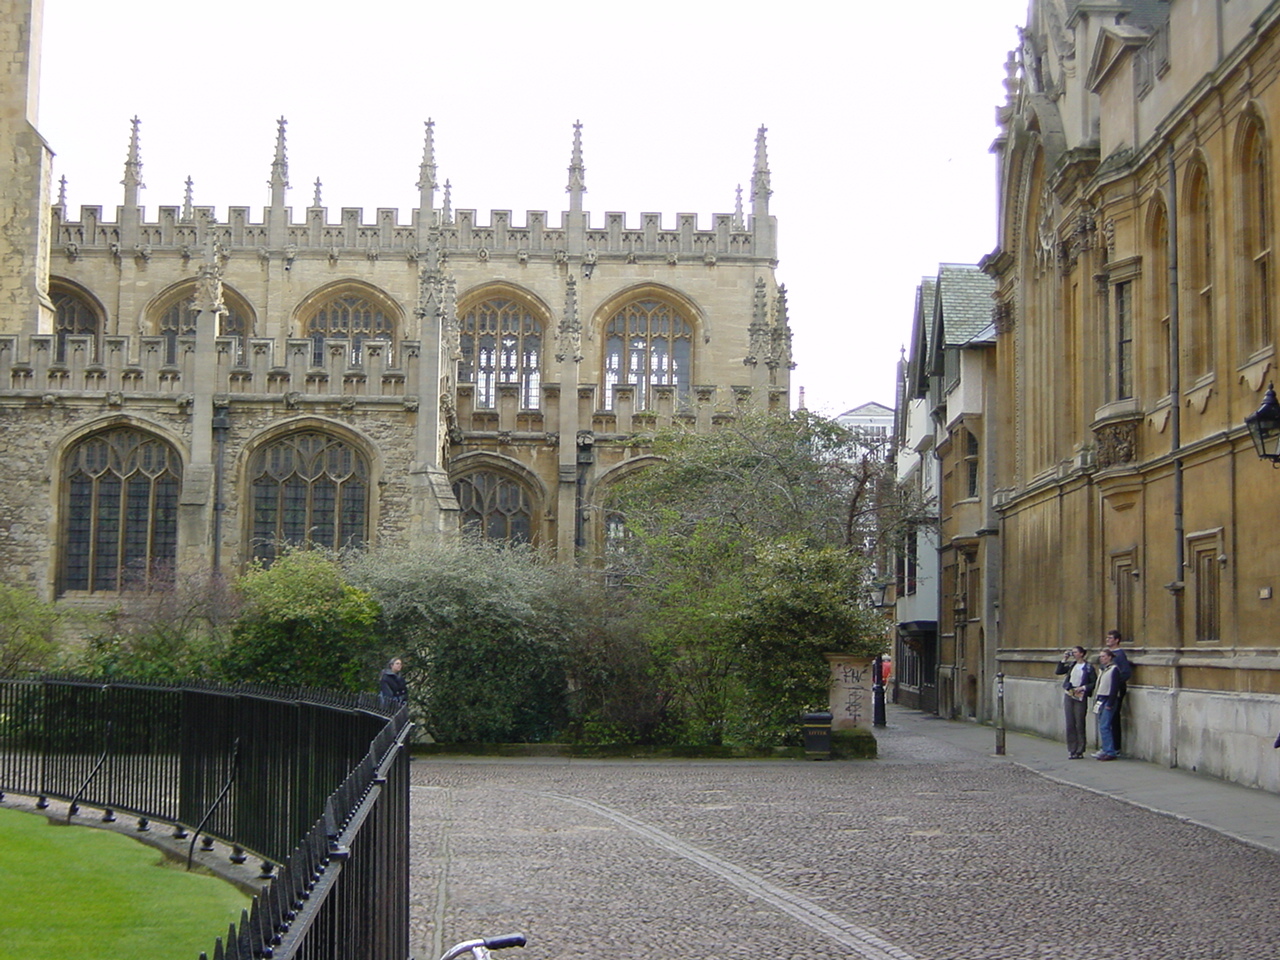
1055 646 1095 759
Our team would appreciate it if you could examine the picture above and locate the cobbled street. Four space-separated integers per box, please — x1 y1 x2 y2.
408 711 1280 960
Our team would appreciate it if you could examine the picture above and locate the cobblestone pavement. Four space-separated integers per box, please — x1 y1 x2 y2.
409 714 1280 960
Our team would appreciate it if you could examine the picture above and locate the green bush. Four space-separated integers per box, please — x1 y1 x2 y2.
222 551 382 690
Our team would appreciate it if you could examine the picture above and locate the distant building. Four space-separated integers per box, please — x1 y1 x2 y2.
0 0 793 604
835 402 894 445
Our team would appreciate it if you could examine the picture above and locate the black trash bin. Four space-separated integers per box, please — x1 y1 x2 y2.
801 710 833 759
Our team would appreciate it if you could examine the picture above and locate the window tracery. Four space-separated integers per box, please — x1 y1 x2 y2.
61 427 181 594
301 292 395 366
52 288 101 362
457 297 542 409
452 470 534 543
603 298 693 410
248 431 370 562
155 286 250 364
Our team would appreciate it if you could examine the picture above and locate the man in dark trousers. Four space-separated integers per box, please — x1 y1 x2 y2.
1103 630 1132 754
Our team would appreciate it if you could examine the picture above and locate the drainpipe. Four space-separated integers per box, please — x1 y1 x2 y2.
1166 142 1184 768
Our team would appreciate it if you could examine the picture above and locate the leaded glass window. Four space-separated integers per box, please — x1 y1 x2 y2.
158 297 247 364
458 298 542 409
303 293 394 366
249 432 370 562
603 299 692 410
53 289 100 362
61 428 181 593
452 471 533 543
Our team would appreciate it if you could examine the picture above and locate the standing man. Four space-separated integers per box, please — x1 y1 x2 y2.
1103 630 1132 754
1093 649 1120 760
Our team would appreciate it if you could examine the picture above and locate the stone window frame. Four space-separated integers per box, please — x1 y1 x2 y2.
1186 528 1225 644
456 290 548 411
1181 158 1215 380
451 467 539 545
149 281 255 365
294 282 401 368
58 424 183 596
245 427 375 565
1109 548 1139 647
49 279 106 363
1235 112 1273 360
598 291 698 412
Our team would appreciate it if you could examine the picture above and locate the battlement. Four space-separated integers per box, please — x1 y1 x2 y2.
0 333 421 401
52 206 769 262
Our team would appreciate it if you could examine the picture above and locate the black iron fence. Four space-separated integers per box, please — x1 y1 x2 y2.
0 677 411 960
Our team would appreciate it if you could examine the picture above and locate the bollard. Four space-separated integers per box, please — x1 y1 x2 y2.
995 671 1006 755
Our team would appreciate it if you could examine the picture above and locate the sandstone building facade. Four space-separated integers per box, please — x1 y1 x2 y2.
982 0 1280 789
0 0 791 604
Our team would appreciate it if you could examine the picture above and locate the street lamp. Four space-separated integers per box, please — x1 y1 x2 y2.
1245 382 1280 464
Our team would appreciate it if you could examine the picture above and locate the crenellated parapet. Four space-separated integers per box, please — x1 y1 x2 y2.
0 333 422 403
52 205 769 264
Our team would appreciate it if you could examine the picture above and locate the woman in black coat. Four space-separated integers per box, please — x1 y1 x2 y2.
379 657 408 707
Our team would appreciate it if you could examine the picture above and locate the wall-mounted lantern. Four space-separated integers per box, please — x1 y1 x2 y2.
1245 383 1280 464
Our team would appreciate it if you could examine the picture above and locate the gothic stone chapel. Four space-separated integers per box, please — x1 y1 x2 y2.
0 0 792 604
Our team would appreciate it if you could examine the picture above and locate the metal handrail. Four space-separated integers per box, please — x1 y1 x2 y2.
66 718 112 821
186 736 240 869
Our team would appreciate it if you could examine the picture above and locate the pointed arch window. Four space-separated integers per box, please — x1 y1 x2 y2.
1184 164 1214 377
457 298 542 409
249 432 370 563
52 288 101 362
156 291 250 364
452 470 533 543
1148 199 1171 394
1240 119 1272 354
61 427 181 594
302 293 395 366
603 298 693 410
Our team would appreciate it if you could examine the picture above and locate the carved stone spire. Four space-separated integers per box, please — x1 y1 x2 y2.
121 116 144 207
181 176 194 222
733 184 744 231
313 177 323 208
566 120 586 214
57 175 67 210
269 116 289 207
417 119 438 210
442 179 453 225
750 125 771 213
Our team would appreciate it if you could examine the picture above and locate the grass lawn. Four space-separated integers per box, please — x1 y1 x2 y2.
0 805 250 960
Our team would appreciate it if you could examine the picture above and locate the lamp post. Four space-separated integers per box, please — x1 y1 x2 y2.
1245 383 1280 464
869 580 891 727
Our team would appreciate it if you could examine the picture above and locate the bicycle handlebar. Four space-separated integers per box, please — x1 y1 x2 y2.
438 933 527 960
483 935 527 950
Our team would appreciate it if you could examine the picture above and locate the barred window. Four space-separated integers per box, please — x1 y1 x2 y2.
458 298 542 409
249 432 370 562
452 471 533 543
303 293 394 366
1184 164 1214 377
61 427 181 593
52 289 100 362
603 299 693 410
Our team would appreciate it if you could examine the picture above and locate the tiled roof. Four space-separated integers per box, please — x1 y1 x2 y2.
935 264 995 347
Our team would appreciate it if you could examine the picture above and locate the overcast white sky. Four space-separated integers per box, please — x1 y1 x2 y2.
37 0 1028 417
